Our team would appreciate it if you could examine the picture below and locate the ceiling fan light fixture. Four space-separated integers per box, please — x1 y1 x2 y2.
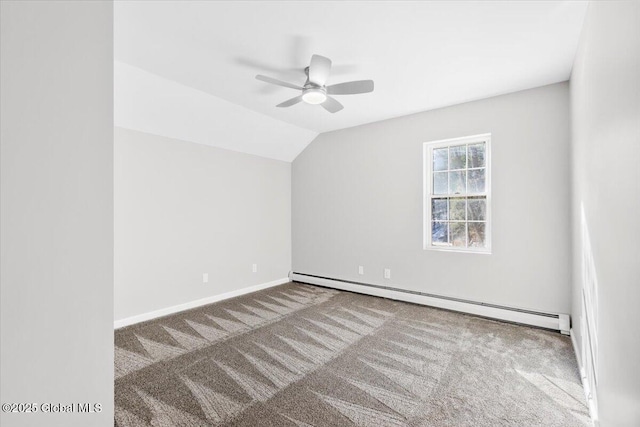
302 88 327 105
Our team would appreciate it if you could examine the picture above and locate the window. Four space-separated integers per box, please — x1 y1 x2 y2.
423 134 491 253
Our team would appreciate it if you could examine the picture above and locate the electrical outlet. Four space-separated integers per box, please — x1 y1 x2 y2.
384 268 391 279
252 264 258 273
358 266 364 275
202 273 209 283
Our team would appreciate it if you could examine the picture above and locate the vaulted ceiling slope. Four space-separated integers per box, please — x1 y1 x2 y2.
115 1 587 162
114 61 316 162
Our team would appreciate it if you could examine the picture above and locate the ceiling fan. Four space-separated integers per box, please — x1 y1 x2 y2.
255 54 374 113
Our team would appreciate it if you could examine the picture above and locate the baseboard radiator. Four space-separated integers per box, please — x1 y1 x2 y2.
291 272 570 334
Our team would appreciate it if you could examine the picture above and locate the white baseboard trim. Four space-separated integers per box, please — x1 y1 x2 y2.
291 273 569 332
570 328 598 425
114 277 289 329
570 328 586 380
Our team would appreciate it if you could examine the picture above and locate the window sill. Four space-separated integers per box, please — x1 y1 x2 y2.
423 246 492 254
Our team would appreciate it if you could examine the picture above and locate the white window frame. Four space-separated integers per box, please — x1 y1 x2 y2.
423 133 492 253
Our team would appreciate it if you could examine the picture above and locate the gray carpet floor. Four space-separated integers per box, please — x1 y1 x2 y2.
114 282 591 426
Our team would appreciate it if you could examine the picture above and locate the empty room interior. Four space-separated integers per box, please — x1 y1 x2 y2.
1 1 639 427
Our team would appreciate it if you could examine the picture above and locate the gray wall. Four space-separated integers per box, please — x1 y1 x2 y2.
114 128 291 321
293 82 571 314
570 2 640 426
0 1 114 426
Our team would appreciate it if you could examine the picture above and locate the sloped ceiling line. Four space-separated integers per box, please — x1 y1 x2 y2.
114 61 318 162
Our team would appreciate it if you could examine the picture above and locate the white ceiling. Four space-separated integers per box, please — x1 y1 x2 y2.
114 61 316 162
115 1 587 161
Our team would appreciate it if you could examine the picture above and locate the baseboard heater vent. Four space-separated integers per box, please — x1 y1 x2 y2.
291 272 570 334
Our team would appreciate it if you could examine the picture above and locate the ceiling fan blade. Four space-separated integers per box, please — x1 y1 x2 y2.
326 80 374 95
276 95 304 108
308 54 332 86
321 96 344 113
256 75 303 90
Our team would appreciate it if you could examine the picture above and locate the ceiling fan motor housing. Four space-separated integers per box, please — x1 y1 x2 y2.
301 66 327 104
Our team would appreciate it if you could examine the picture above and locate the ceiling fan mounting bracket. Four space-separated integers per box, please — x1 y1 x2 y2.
302 66 319 88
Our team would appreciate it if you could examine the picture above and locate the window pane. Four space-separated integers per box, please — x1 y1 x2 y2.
468 222 486 247
450 222 467 247
467 197 486 221
433 148 448 171
431 199 448 220
432 222 449 244
433 172 448 194
468 168 485 193
450 197 466 221
426 138 489 252
449 145 466 169
468 143 485 168
449 171 466 194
